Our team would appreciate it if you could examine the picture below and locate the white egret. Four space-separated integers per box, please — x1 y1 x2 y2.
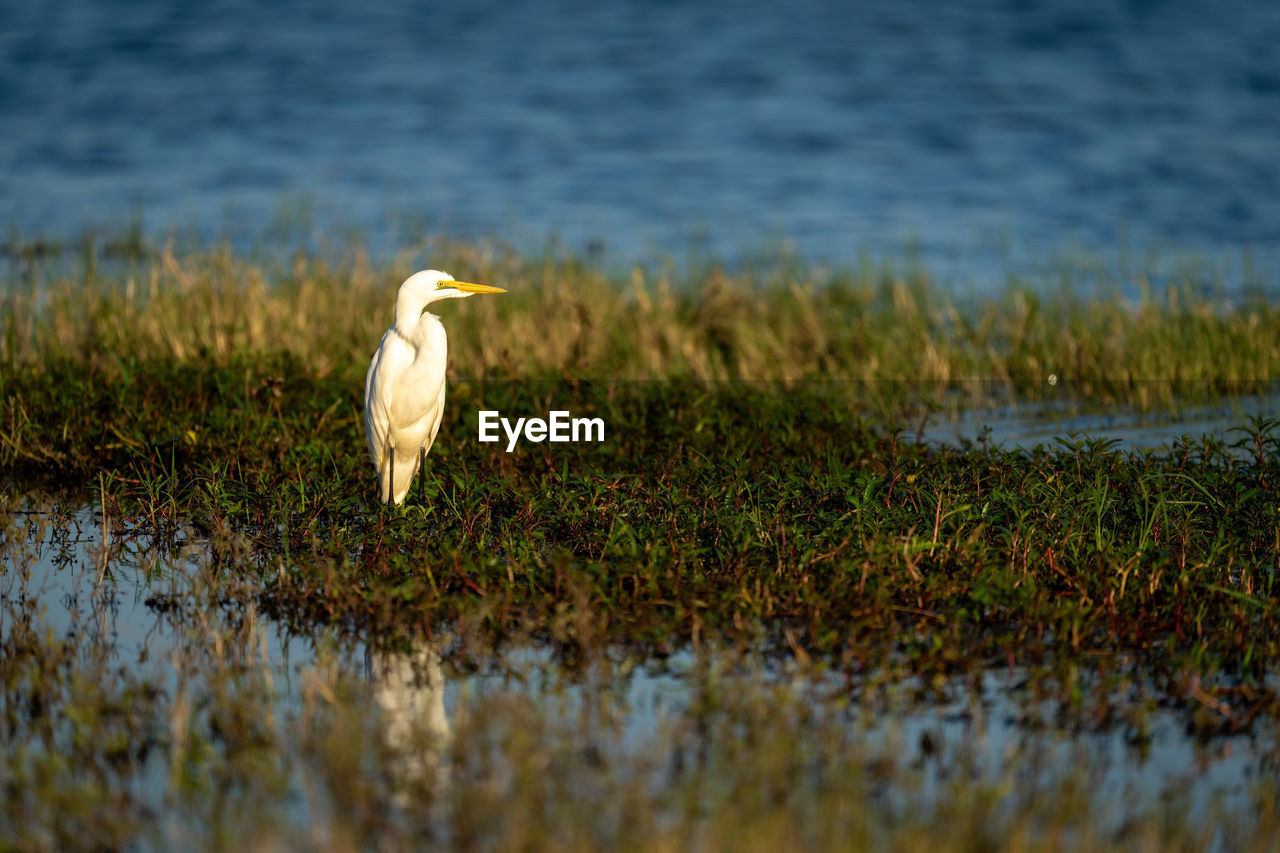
364 270 506 505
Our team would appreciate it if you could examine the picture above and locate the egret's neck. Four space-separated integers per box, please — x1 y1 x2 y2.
393 305 445 352
394 293 424 333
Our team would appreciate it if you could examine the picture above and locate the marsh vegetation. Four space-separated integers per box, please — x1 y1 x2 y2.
2 237 1279 850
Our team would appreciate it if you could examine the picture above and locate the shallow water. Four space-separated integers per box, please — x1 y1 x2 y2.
5 503 1272 842
4 0 1280 283
922 390 1280 452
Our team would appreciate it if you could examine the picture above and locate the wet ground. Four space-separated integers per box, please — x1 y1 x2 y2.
8 495 1274 844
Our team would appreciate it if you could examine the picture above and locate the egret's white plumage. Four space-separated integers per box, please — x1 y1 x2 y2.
364 270 506 505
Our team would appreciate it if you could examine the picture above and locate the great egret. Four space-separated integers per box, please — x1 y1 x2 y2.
364 270 506 505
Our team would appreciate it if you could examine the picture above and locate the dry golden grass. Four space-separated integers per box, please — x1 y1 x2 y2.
4 239 1279 407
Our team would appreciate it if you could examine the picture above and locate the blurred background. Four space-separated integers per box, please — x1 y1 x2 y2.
3 0 1278 285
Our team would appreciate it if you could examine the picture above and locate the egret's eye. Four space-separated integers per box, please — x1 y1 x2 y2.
436 280 454 289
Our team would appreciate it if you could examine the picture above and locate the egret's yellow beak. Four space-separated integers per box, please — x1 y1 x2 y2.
444 280 507 294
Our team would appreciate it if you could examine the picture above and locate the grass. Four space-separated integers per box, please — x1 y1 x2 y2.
4 236 1280 401
3 236 1280 849
4 505 1278 851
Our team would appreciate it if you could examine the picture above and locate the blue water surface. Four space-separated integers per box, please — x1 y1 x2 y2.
3 0 1279 280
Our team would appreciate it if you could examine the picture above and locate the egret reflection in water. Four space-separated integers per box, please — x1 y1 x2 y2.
367 642 451 798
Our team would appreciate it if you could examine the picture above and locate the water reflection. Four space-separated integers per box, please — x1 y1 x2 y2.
367 641 451 799
3 500 1275 842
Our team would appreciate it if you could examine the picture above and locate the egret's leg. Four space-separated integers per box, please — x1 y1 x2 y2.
379 441 392 506
418 447 426 504
389 451 396 506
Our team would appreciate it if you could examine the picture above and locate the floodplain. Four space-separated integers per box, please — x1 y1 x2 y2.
3 237 1279 850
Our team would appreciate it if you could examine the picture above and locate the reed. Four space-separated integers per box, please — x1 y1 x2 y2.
4 240 1279 402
